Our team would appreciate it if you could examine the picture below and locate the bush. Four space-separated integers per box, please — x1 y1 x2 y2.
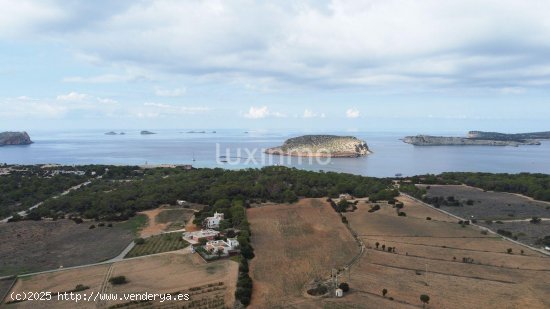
426 217 431 220
109 276 128 285
89 224 95 229
398 212 407 217
134 238 145 245
338 282 350 292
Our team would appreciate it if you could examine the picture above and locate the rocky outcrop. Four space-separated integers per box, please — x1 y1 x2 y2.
0 131 33 146
266 135 371 157
402 135 541 147
140 130 156 135
105 131 117 135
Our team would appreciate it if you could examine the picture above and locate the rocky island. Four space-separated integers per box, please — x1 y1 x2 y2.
403 131 550 147
0 131 33 146
266 135 370 157
140 130 156 135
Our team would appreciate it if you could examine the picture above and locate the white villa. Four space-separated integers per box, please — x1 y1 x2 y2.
204 212 224 229
183 229 220 244
205 238 239 255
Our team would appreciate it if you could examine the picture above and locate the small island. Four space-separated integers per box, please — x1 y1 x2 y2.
265 135 370 157
140 130 156 135
402 131 550 147
0 131 33 146
105 131 118 135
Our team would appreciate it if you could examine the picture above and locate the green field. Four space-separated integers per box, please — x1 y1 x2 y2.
125 232 189 258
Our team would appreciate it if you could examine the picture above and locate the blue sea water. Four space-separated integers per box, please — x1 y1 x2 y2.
1 129 549 177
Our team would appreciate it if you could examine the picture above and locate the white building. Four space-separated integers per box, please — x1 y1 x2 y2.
183 229 219 244
205 238 239 255
204 212 224 229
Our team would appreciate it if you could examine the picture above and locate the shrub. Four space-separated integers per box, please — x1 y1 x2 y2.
89 224 96 229
382 288 388 297
426 217 431 220
134 238 145 245
109 276 128 285
339 282 350 292
420 294 430 305
398 212 407 217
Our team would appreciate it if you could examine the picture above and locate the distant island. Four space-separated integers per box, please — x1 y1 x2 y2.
0 131 33 146
266 135 370 157
140 130 156 135
403 131 550 147
187 130 206 134
105 131 126 135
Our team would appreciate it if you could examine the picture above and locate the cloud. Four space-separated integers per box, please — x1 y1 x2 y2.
346 108 360 118
303 109 326 118
63 73 146 83
243 106 286 119
243 106 269 119
97 97 118 104
154 87 186 97
4 1 550 93
56 92 89 101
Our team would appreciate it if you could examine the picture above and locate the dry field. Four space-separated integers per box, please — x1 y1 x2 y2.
423 184 550 220
4 253 238 309
0 220 134 276
139 207 195 237
341 198 550 309
247 198 359 308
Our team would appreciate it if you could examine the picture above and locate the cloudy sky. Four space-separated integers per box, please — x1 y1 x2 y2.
1 0 550 132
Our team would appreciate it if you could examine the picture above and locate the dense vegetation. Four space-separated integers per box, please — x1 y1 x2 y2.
0 170 85 219
407 172 550 202
32 166 393 221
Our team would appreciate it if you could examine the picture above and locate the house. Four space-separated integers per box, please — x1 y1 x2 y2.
339 193 352 201
183 229 219 244
204 212 224 229
204 238 239 255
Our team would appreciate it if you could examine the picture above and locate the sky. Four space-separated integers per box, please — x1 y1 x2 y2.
1 0 550 133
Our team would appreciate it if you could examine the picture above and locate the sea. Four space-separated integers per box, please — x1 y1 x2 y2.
1 129 549 177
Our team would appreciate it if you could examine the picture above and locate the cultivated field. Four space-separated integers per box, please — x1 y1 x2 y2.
0 220 134 276
125 232 189 258
423 185 550 220
3 253 238 309
341 198 550 309
247 198 359 308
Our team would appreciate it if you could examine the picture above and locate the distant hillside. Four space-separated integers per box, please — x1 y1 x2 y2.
403 130 550 147
468 131 550 141
266 135 370 157
0 131 32 146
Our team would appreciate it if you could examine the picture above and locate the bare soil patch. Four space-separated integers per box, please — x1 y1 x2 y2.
139 207 196 237
248 198 358 308
0 220 133 276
